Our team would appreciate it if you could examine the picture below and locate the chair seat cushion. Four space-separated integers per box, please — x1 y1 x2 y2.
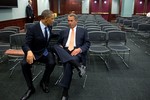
89 46 110 53
5 49 24 56
108 45 130 51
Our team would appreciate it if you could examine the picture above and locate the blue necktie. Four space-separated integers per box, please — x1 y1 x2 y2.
43 27 48 56
45 27 48 41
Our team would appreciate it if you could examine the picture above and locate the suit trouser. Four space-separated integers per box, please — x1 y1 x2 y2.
53 44 81 89
21 51 56 89
26 17 34 23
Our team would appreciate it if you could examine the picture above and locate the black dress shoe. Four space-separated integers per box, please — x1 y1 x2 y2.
40 81 49 93
61 96 68 100
78 65 86 78
20 89 35 100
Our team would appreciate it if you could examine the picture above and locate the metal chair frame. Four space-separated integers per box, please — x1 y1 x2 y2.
88 31 110 70
107 31 130 68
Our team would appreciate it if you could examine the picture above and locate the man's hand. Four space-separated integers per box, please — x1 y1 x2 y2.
71 48 81 56
26 50 35 64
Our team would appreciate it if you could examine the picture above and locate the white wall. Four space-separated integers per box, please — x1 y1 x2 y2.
111 0 119 14
121 0 134 17
0 0 50 21
0 0 27 21
37 0 50 16
82 0 89 14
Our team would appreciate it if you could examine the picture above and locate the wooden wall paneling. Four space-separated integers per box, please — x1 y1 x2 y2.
108 0 112 21
0 18 26 30
50 0 58 14
60 0 82 15
69 0 82 14
31 0 38 21
90 0 111 21
60 0 66 15
144 0 147 14
134 0 146 15
147 0 150 12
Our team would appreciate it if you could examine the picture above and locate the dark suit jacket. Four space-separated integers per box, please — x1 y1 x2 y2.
26 5 34 18
57 27 90 65
22 22 56 59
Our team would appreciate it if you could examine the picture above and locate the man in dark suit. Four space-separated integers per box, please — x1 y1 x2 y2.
26 0 34 23
54 13 90 100
20 10 56 100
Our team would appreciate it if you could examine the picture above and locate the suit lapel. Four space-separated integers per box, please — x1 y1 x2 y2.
76 27 79 43
39 24 45 39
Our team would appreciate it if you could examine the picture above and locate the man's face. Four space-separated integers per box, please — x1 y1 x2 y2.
68 16 77 29
45 14 55 26
29 0 32 5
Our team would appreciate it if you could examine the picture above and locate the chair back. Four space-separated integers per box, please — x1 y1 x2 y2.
138 24 150 32
0 28 18 33
53 26 68 30
52 28 62 35
24 23 34 32
4 26 20 33
107 31 127 46
88 31 107 46
0 31 16 43
10 33 26 49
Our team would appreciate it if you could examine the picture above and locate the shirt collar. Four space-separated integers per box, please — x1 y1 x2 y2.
71 25 77 30
40 21 47 30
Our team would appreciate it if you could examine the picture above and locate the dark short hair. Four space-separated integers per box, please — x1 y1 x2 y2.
68 13 78 21
41 9 53 19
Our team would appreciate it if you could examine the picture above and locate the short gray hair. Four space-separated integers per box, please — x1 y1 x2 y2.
41 9 53 19
68 13 78 21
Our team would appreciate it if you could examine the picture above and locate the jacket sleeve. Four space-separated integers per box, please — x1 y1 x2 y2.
80 29 91 53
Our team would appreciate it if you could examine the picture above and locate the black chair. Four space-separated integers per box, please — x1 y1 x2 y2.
0 31 16 62
54 46 88 88
24 23 34 32
88 31 110 70
4 33 25 77
0 28 18 33
137 24 150 38
4 26 20 33
0 31 16 43
107 31 130 68
4 33 43 80
104 27 121 32
53 26 68 30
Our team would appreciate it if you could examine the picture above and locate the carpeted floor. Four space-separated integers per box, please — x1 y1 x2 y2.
1 30 150 100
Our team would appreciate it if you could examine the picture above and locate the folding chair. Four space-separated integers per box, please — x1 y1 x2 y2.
53 45 88 88
4 26 20 33
55 63 88 88
0 31 16 62
4 33 44 80
24 23 34 32
4 33 25 77
107 31 130 68
88 31 110 70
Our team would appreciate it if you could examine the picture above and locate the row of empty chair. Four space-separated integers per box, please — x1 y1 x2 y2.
0 14 131 72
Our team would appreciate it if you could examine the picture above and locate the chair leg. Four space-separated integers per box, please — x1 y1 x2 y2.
9 60 21 77
55 71 88 88
116 51 130 68
32 70 43 81
99 52 110 71
82 74 87 88
55 72 63 85
32 65 43 81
